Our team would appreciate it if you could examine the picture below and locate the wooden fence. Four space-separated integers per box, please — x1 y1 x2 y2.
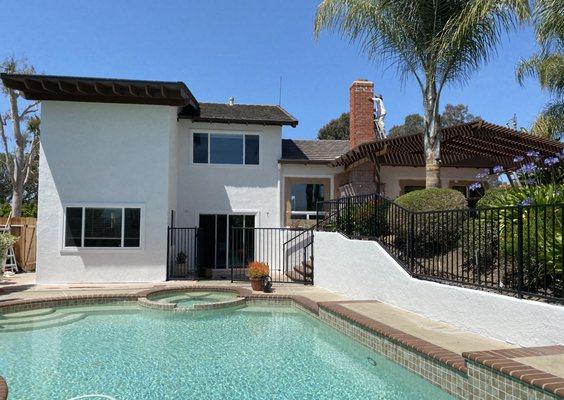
0 217 37 272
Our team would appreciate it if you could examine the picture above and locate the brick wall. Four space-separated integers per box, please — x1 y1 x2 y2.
349 79 376 149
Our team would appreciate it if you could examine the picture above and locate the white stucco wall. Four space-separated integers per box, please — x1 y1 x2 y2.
380 166 482 198
37 101 177 283
314 231 564 346
175 121 282 228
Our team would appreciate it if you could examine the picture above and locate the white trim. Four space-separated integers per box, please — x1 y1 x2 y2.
189 129 262 167
60 202 145 253
281 174 335 226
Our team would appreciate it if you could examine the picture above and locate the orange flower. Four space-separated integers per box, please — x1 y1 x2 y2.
247 261 269 279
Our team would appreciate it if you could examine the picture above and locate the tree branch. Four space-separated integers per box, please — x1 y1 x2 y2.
18 101 40 119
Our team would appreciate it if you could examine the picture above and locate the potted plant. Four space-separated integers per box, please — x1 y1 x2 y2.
175 251 187 274
247 261 269 291
0 232 18 279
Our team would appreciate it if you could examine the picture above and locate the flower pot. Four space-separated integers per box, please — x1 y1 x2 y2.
250 278 263 291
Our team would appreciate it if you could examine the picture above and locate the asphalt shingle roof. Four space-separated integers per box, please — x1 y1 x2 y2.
281 139 349 163
180 102 298 127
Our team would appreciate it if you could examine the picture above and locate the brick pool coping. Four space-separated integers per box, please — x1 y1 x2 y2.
0 285 562 399
463 347 564 397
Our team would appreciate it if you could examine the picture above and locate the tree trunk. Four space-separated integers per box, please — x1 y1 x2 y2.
423 82 441 188
7 89 24 217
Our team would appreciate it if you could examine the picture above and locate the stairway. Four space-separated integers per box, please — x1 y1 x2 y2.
0 308 86 333
286 257 313 283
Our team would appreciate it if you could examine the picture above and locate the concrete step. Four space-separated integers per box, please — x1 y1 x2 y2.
293 264 313 277
1 307 56 319
0 313 86 333
0 311 72 326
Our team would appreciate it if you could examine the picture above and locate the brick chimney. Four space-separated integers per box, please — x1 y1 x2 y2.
349 79 375 149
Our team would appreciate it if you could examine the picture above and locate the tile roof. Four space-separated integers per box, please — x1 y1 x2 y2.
179 102 298 127
281 139 349 163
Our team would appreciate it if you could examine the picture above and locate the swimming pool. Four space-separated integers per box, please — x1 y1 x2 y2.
0 302 452 399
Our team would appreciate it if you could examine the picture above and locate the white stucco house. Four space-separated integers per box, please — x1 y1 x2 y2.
2 73 559 284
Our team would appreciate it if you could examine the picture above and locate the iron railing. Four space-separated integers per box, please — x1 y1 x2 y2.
316 193 564 303
230 227 313 284
167 227 201 279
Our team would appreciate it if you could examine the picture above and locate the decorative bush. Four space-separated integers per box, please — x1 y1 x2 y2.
327 200 390 237
176 251 187 264
0 233 19 267
467 153 564 295
247 261 269 279
460 216 499 272
389 188 467 255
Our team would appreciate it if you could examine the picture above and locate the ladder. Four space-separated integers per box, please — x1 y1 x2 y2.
1 211 18 274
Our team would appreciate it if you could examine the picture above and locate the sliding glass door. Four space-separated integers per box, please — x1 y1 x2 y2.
198 214 255 269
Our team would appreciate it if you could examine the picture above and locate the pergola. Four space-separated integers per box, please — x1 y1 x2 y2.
332 121 563 171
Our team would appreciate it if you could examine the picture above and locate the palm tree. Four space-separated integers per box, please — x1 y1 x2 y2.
314 0 529 187
516 0 563 140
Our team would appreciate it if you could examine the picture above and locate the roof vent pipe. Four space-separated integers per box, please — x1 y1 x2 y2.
228 97 235 106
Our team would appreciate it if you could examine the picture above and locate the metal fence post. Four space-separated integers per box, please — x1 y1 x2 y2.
346 196 352 235
517 204 524 299
409 212 415 272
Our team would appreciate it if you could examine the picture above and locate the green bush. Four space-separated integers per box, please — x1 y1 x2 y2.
475 185 563 295
326 200 390 237
460 216 499 272
476 187 509 208
389 188 467 255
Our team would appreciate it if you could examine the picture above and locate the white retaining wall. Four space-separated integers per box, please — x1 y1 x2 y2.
314 231 564 346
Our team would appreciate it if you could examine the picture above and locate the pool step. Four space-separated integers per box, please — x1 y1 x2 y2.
0 312 86 333
0 311 73 326
1 307 56 319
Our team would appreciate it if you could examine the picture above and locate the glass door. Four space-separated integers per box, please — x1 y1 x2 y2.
198 214 255 270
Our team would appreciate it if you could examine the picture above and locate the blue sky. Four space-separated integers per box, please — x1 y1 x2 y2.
0 0 550 140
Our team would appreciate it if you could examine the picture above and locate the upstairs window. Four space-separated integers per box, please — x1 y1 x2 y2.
64 206 142 249
193 133 259 165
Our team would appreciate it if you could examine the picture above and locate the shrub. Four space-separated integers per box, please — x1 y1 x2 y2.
175 251 187 264
476 187 509 208
389 188 467 256
247 261 269 279
460 216 499 272
327 200 390 237
0 233 19 265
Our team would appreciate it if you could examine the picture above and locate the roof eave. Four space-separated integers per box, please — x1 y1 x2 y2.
181 115 298 127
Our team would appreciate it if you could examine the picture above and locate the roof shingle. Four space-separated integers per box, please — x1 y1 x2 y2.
281 139 349 163
180 103 298 127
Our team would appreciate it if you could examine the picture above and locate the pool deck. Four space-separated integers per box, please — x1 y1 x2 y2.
1 272 563 398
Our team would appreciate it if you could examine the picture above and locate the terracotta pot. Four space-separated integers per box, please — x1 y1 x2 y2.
250 278 263 291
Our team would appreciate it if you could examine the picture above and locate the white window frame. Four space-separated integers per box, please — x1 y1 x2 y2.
190 130 261 167
60 203 145 253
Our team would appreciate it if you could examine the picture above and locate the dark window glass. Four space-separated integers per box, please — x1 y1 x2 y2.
291 184 325 212
210 134 243 164
245 135 259 165
65 208 83 247
84 208 122 247
452 186 468 197
193 133 208 163
124 208 141 247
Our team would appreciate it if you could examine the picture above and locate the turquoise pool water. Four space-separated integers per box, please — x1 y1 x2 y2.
0 303 453 399
150 291 238 308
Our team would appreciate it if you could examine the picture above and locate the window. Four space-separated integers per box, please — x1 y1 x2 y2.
290 183 325 220
193 132 259 165
64 206 142 249
452 184 485 208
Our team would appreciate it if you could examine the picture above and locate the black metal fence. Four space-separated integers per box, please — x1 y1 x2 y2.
316 193 563 303
230 227 313 284
167 227 200 279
